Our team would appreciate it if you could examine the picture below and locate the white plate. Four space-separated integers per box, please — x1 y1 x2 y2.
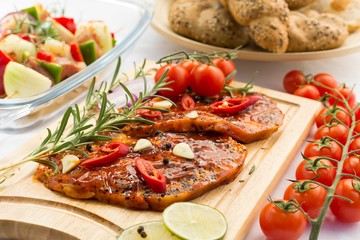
151 0 360 62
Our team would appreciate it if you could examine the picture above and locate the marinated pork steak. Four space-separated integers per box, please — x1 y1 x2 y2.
35 132 247 211
121 93 284 143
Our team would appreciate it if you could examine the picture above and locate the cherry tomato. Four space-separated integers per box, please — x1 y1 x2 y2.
294 84 320 100
342 156 360 178
283 70 306 94
312 73 338 97
283 180 327 219
189 64 225 97
354 121 360 135
296 157 336 186
314 123 349 145
328 85 356 108
349 136 360 155
304 139 342 162
211 58 236 84
154 64 189 98
179 60 199 74
354 107 360 121
259 200 307 240
315 106 351 128
330 179 360 222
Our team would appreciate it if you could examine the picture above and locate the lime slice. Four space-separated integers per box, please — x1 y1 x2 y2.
163 202 227 240
118 221 180 240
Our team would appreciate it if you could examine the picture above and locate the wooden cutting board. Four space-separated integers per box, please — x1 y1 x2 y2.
0 80 322 240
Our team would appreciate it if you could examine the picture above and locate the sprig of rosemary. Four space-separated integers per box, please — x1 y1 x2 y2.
0 59 172 182
10 14 58 46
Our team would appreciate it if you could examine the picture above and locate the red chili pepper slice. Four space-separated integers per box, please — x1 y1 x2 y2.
210 95 261 115
81 142 129 168
181 94 195 110
135 157 166 193
36 50 54 62
53 17 76 34
137 109 163 120
70 43 84 62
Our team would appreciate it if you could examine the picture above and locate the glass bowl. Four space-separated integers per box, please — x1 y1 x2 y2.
0 0 154 131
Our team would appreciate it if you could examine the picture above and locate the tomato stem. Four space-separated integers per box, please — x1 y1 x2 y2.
309 87 358 239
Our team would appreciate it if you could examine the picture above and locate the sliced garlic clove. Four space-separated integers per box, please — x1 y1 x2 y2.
172 142 195 159
185 110 198 119
61 155 80 174
133 138 152 152
152 100 173 110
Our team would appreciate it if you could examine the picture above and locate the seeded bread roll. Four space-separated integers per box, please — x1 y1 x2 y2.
285 0 316 9
227 0 290 53
287 11 348 52
301 0 360 32
169 0 249 49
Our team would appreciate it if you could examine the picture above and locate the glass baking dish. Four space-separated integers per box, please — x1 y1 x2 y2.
0 0 154 131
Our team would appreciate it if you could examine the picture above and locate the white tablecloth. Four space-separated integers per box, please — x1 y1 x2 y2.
1 26 359 240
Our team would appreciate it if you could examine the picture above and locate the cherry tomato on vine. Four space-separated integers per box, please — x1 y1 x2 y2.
283 180 327 219
312 73 338 97
354 121 360 134
304 139 342 162
259 200 307 240
154 63 189 98
330 179 360 222
283 70 306 94
315 106 351 128
314 123 349 145
349 136 360 155
342 156 360 178
354 107 360 121
328 85 356 108
189 63 225 97
179 60 199 74
211 58 236 84
296 157 336 186
294 84 320 100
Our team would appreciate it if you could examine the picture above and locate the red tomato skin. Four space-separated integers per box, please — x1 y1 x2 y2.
330 179 360 222
294 84 320 100
179 60 199 74
314 124 349 145
296 158 336 186
315 106 351 128
354 121 360 135
283 181 327 218
354 107 360 121
328 86 356 108
211 58 236 84
189 64 225 97
283 70 306 94
342 156 360 178
349 136 360 154
312 73 338 96
259 201 307 240
304 140 342 162
154 64 189 98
